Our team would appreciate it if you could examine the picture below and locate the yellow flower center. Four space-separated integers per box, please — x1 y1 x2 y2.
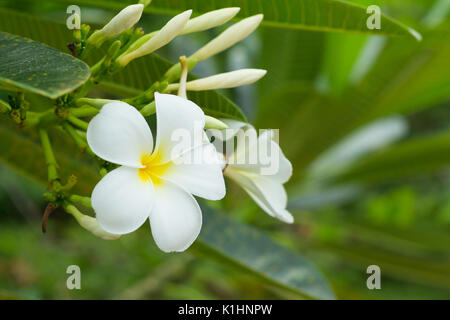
138 151 171 185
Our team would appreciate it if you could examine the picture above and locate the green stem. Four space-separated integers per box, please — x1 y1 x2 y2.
162 57 197 83
68 195 92 208
75 98 115 109
67 115 89 130
39 129 60 190
74 78 96 99
63 122 94 156
69 106 99 117
140 101 156 116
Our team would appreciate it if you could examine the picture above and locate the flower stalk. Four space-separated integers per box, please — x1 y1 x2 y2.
63 122 94 156
39 129 60 190
67 115 89 130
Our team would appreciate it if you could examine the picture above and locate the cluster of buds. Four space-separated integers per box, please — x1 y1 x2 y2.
83 3 266 92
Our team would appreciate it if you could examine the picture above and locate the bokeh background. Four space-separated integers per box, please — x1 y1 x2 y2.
0 0 450 299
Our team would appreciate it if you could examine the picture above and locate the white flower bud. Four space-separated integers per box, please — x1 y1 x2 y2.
76 214 121 240
205 115 228 130
117 10 192 66
101 4 144 37
166 69 267 91
65 204 120 240
190 14 263 62
87 4 144 47
180 7 240 35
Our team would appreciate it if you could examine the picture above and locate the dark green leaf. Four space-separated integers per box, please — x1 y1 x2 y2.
0 32 90 99
268 26 450 179
197 205 335 300
45 0 421 39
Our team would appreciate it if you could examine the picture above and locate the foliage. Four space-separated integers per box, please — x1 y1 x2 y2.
0 0 449 300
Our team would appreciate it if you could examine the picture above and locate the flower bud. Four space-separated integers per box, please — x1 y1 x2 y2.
101 4 144 37
180 7 240 35
190 14 263 62
167 69 267 91
76 97 116 109
117 10 192 66
88 4 144 46
65 204 120 240
205 115 228 130
77 214 121 240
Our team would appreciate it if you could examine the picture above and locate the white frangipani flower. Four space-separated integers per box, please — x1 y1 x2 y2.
86 93 226 252
180 7 240 35
211 120 294 224
117 10 192 66
166 69 267 91
88 4 144 46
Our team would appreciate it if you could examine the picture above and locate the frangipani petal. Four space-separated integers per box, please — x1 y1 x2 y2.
229 130 293 183
224 168 293 223
149 181 202 252
153 93 206 163
92 166 154 234
162 143 226 200
87 101 153 167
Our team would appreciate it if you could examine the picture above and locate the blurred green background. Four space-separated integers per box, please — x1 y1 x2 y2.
0 0 450 299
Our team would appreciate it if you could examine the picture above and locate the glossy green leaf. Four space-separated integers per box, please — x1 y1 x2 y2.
0 32 90 99
266 25 450 179
45 0 421 39
197 205 335 300
350 25 450 120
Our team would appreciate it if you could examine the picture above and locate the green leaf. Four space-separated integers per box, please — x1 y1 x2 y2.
0 32 90 99
197 206 335 299
256 28 325 113
350 25 450 120
334 130 450 184
43 0 421 39
265 25 450 179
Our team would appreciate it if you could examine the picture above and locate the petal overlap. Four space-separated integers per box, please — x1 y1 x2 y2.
87 101 154 167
